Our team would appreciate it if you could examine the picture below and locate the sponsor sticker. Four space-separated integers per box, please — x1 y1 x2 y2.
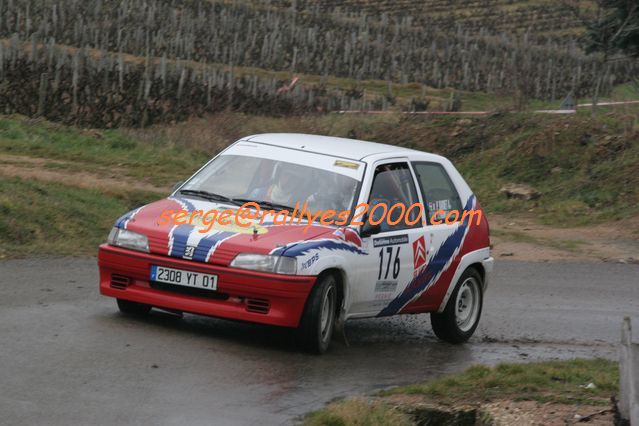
333 160 360 170
413 235 426 269
374 281 397 304
428 199 453 214
375 280 398 292
373 234 409 247
300 253 320 270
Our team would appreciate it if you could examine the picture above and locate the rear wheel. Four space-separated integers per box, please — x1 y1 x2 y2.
117 298 152 315
431 268 483 344
297 273 337 354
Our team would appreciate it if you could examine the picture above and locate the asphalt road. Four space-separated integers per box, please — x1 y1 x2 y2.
1 258 637 425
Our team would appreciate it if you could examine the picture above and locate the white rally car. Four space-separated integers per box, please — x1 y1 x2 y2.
99 133 493 353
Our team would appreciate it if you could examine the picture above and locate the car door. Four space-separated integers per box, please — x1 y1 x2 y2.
349 160 429 315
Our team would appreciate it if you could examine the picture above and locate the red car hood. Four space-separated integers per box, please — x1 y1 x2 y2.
114 197 338 266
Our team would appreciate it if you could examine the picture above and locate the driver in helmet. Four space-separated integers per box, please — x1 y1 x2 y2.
248 164 299 207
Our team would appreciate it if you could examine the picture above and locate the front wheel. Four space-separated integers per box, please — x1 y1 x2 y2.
431 268 483 344
117 298 152 315
297 273 337 354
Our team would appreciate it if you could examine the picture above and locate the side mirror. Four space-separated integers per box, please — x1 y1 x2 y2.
360 215 382 238
171 181 184 194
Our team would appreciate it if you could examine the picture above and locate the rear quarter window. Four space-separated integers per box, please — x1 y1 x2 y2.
411 162 462 223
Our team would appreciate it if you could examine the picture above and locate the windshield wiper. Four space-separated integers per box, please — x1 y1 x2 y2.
178 189 242 205
232 198 296 212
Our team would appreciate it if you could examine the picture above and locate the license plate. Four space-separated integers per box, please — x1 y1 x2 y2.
150 265 217 291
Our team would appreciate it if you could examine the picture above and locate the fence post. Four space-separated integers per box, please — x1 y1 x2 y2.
620 317 631 420
37 72 48 117
619 317 639 424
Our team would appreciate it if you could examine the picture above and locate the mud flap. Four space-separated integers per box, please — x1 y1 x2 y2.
332 308 349 347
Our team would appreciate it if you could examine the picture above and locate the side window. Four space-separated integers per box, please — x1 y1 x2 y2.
412 162 462 225
367 162 421 232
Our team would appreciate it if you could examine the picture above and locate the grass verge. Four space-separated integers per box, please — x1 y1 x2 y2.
0 115 209 187
303 358 619 425
380 358 618 406
490 228 587 253
0 178 157 258
304 398 413 426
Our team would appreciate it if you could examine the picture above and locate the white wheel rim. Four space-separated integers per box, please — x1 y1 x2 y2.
455 277 480 332
320 286 335 341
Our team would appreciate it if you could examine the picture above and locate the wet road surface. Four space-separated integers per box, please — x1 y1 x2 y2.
1 258 637 425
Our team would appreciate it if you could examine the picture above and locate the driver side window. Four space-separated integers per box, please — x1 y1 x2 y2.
367 162 421 232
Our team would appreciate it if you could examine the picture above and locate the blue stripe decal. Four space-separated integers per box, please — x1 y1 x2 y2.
117 198 195 231
376 196 475 317
173 197 196 212
192 231 235 262
169 224 195 258
275 239 367 257
167 197 199 258
115 211 134 229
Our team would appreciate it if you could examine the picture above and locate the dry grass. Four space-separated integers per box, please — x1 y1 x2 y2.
123 112 400 154
303 398 413 426
381 358 618 406
304 359 618 425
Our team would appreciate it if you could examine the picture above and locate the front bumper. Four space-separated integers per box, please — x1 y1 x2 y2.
98 244 315 327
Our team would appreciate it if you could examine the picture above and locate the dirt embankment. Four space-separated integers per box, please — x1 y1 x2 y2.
379 394 615 425
490 214 639 263
0 154 168 195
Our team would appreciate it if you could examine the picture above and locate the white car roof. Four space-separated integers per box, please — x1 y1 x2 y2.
244 133 425 161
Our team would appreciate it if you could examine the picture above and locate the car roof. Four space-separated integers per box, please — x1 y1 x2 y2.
243 133 425 161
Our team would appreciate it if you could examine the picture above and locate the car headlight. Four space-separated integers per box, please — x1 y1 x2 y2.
107 227 149 253
230 253 297 274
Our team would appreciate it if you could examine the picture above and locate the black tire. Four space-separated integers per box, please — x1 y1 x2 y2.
431 268 483 344
297 273 338 354
117 298 152 315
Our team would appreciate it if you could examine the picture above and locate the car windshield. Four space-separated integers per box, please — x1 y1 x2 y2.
180 154 360 215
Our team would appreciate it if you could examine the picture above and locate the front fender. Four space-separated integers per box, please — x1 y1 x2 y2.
297 251 347 276
296 250 358 317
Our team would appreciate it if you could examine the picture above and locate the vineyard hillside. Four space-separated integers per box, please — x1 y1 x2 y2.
0 0 633 127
